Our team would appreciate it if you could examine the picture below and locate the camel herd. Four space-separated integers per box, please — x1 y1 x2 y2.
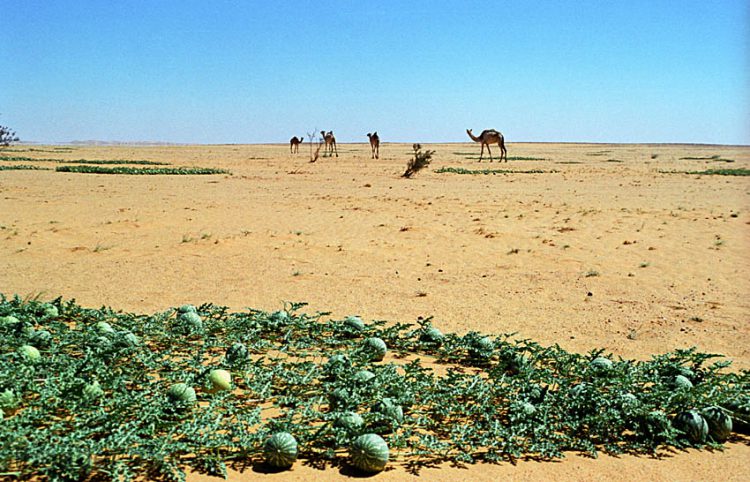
289 129 508 162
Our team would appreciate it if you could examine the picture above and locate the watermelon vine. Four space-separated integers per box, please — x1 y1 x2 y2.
0 295 748 480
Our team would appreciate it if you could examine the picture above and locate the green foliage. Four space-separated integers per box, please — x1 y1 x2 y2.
55 165 229 175
0 294 748 480
0 165 51 171
436 166 550 175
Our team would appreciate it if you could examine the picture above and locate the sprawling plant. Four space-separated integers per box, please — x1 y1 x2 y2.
0 296 747 480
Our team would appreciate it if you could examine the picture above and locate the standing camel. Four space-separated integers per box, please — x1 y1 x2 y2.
466 129 507 162
320 131 338 157
289 136 303 154
367 132 380 159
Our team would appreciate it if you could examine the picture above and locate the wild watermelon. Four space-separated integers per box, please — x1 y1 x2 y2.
225 342 249 367
167 383 196 409
353 370 376 384
589 356 613 371
350 434 389 473
82 380 104 401
264 432 298 469
674 410 708 443
362 337 387 361
343 315 365 332
419 326 444 345
0 389 18 414
95 321 115 335
334 411 364 433
701 406 732 442
372 398 404 426
207 369 232 392
18 345 41 362
673 375 694 390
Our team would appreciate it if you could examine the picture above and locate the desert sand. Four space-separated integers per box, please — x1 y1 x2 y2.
1 142 748 481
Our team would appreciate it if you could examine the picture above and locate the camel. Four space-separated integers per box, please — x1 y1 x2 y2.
289 136 303 154
466 129 507 162
320 131 338 157
367 132 380 159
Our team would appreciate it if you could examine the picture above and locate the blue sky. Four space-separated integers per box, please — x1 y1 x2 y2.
1 1 748 144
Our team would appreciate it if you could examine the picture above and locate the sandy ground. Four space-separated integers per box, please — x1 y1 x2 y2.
1 142 749 481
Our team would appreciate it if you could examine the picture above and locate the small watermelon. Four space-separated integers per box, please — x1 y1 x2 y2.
353 370 376 384
419 326 444 345
333 411 364 433
95 321 115 335
0 315 20 328
269 310 290 326
117 331 139 348
674 410 709 444
177 304 197 314
328 387 349 410
18 345 41 362
207 369 232 392
673 375 694 390
362 337 387 362
264 432 298 469
167 383 196 409
343 315 365 332
701 406 732 442
589 357 613 371
468 336 494 360
41 303 59 318
372 398 404 425
0 389 18 414
225 342 249 367
177 311 203 334
350 434 389 473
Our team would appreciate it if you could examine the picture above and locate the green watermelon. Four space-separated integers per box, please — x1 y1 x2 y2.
95 321 115 335
350 434 389 473
673 375 694 390
589 356 613 371
264 432 298 469
41 303 58 318
419 326 444 345
225 342 249 367
343 315 365 332
167 383 196 409
469 336 494 360
0 315 20 328
674 410 709 443
362 337 387 361
333 411 364 433
372 398 404 429
701 406 732 442
177 311 202 333
0 389 18 414
177 304 197 314
353 370 376 384
18 345 41 362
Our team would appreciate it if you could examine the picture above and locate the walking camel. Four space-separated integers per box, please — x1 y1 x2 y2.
466 129 507 162
289 136 303 154
320 131 338 157
367 132 380 159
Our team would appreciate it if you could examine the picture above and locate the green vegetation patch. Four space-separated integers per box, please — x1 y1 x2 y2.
0 165 51 171
56 165 229 175
662 168 750 177
680 155 735 163
0 156 168 165
2 295 746 480
436 166 551 175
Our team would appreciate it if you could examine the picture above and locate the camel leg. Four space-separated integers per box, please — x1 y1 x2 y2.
478 144 484 162
333 141 338 157
376 145 379 159
500 141 507 162
487 144 493 162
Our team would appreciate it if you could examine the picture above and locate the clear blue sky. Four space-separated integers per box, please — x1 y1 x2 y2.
2 1 748 144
